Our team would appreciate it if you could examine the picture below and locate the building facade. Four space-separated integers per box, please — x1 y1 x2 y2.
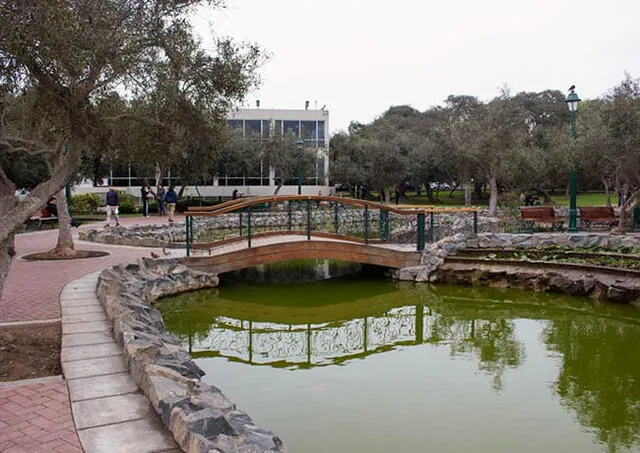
224 107 331 194
75 107 332 199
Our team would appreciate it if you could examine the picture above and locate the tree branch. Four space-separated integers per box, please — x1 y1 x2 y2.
103 113 166 128
0 137 55 156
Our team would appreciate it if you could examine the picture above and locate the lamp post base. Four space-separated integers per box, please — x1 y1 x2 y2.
568 169 578 232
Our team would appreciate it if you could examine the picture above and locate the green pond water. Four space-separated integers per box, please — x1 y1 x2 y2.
159 276 640 453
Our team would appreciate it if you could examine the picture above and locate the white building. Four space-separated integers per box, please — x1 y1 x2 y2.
75 107 332 199
223 107 331 196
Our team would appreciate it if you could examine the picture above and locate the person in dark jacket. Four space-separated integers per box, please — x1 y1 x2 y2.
141 184 153 217
156 184 166 216
164 186 178 222
105 186 120 227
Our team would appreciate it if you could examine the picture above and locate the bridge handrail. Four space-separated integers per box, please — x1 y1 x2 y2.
185 195 476 217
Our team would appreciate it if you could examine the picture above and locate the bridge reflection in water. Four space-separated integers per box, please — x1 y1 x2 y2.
163 282 434 369
159 279 640 452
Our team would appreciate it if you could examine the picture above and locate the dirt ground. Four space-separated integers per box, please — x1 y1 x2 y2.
0 324 61 381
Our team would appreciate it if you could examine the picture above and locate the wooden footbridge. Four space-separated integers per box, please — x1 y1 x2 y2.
183 195 478 272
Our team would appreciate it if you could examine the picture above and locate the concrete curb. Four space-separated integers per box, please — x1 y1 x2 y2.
60 273 179 453
0 374 63 389
0 318 61 328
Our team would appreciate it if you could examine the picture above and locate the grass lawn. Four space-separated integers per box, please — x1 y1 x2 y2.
549 192 613 206
351 191 614 208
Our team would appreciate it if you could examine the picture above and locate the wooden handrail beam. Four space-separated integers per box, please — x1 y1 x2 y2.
185 195 477 217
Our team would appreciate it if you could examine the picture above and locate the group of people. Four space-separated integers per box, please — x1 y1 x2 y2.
105 184 178 227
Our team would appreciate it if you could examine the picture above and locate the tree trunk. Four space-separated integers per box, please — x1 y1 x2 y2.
0 178 17 299
51 187 75 256
602 178 611 207
464 180 472 206
488 174 498 216
449 183 460 198
614 189 639 233
0 138 83 300
425 184 433 201
155 164 163 187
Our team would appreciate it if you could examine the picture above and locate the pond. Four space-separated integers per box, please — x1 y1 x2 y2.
158 272 640 452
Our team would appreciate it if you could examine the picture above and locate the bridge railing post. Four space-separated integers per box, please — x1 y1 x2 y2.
288 202 292 231
429 211 434 243
417 213 425 251
381 209 390 241
333 202 339 234
473 210 478 234
247 206 252 248
306 199 312 240
364 205 369 244
239 211 243 238
185 215 191 257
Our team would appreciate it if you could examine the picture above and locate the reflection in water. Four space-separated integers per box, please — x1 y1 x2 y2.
159 280 640 452
544 315 640 451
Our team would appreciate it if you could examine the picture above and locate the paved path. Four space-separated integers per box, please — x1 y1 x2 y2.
1 215 184 324
0 215 183 453
0 214 419 452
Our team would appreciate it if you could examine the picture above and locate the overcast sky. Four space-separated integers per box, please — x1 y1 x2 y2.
192 0 640 134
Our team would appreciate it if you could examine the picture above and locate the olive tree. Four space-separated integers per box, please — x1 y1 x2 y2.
0 0 263 298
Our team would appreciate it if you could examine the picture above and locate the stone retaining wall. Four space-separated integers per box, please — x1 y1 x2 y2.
81 211 500 248
397 232 640 305
96 258 287 453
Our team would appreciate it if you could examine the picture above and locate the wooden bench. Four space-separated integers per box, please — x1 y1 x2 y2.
24 208 57 230
579 206 616 231
519 206 563 232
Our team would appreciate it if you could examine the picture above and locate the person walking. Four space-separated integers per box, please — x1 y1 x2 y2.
156 184 166 216
105 186 120 227
140 184 154 217
164 186 178 223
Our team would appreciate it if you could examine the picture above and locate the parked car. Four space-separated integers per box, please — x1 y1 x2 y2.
429 182 450 191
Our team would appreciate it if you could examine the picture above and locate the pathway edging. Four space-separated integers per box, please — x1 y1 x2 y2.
60 272 179 453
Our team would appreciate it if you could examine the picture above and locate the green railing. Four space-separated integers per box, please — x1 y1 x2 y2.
184 195 479 256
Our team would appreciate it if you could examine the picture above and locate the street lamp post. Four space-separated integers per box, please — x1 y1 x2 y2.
566 87 581 232
296 139 304 195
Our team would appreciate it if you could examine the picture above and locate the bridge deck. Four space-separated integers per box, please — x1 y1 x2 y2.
186 236 422 274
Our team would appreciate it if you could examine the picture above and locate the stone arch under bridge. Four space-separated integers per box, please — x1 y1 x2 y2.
185 240 422 274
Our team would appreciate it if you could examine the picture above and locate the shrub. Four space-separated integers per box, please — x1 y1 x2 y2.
118 191 138 214
176 197 222 213
71 193 101 214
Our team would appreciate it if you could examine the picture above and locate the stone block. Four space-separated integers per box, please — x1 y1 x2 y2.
68 372 139 402
78 416 177 453
63 355 126 379
62 342 120 362
73 393 153 429
62 331 114 347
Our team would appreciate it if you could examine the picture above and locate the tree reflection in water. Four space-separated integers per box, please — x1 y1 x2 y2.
158 279 640 451
543 315 640 451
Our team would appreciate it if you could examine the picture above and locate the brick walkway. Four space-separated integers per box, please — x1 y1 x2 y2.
0 215 184 323
0 380 81 453
0 213 417 452
0 215 183 452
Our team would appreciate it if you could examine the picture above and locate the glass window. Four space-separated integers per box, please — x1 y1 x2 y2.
228 119 243 130
274 120 283 137
283 120 300 137
317 121 325 140
245 120 261 137
301 121 317 140
261 120 271 138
